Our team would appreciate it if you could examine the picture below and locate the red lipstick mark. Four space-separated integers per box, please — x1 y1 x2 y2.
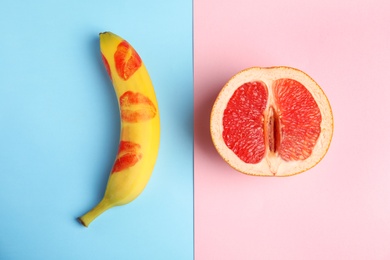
101 53 112 80
112 141 142 173
120 91 157 123
114 40 142 80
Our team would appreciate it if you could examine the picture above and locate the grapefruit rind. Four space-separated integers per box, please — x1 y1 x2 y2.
210 66 333 177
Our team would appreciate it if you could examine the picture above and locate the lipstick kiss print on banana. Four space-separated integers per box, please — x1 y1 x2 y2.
78 32 160 227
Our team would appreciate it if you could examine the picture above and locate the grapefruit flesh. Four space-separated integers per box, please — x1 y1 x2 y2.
210 67 333 176
223 81 268 164
273 78 322 161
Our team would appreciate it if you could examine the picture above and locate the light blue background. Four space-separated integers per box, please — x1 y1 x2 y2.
0 0 193 259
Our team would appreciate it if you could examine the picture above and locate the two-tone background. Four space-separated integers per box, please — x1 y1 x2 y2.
1 0 390 259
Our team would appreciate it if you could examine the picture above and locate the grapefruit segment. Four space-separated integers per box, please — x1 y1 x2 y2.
222 81 268 164
210 67 333 176
273 78 322 161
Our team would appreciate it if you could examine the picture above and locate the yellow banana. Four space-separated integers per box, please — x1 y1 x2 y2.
78 32 160 227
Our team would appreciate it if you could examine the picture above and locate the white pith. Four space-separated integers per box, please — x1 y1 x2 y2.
210 67 333 176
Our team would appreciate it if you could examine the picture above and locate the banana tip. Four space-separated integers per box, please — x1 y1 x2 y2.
77 217 88 228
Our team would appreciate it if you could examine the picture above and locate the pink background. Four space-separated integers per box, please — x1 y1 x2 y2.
194 0 390 259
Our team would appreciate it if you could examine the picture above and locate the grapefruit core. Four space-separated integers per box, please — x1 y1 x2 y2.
210 66 333 176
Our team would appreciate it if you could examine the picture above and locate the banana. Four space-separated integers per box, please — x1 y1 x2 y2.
78 32 160 227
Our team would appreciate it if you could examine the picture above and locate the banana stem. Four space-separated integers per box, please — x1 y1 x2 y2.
77 198 112 227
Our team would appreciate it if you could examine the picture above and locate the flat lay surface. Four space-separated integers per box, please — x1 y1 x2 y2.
1 0 390 259
0 0 193 259
194 0 390 259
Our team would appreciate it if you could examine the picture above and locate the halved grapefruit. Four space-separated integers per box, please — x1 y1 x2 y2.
210 66 333 176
